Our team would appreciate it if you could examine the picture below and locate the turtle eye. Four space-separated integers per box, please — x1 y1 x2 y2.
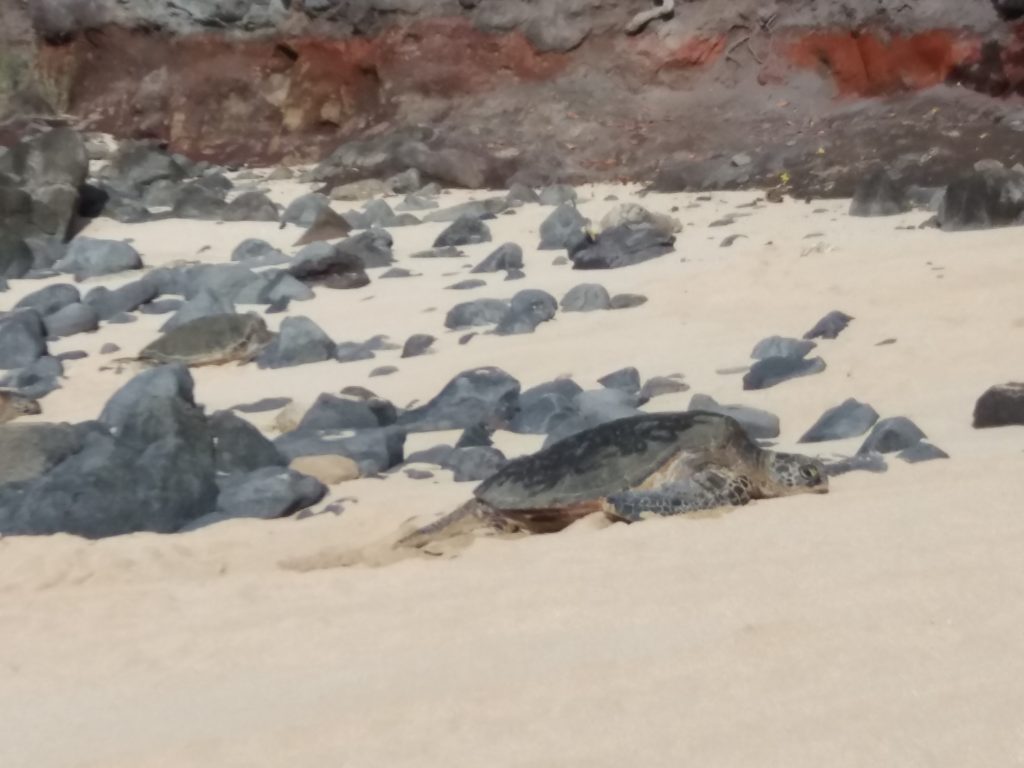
800 466 818 481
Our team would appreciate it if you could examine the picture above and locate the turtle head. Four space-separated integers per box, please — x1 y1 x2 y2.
763 452 829 495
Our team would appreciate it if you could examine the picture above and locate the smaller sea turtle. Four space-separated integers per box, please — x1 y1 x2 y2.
137 313 273 367
398 411 827 550
0 390 42 424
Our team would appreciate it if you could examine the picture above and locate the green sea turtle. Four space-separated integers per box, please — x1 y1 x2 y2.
397 411 827 550
136 313 273 367
0 390 42 424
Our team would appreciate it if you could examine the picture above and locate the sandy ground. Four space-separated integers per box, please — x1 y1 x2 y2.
1 175 1023 767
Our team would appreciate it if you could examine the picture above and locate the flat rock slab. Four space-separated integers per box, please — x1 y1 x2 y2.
742 356 826 390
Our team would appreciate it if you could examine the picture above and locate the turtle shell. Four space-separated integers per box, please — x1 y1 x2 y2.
139 313 271 366
475 411 757 512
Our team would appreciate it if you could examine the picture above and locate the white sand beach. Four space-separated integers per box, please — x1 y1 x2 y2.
1 176 1023 767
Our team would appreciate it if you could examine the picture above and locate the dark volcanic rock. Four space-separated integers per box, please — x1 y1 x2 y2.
495 289 557 335
743 356 826 390
804 310 853 340
296 394 383 432
598 367 641 395
609 293 648 309
689 393 780 439
337 229 395 269
973 382 1024 428
289 242 369 289
398 367 520 433
14 283 80 316
406 445 507 482
433 215 492 248
510 379 583 435
472 242 524 273
230 238 289 266
561 283 611 312
849 168 909 217
281 193 331 228
274 427 405 475
751 336 816 361
0 310 48 370
401 333 436 358
448 279 486 290
857 416 927 454
799 398 880 443
171 183 227 220
538 204 589 250
570 225 675 270
0 422 93 486
185 467 326 529
257 316 335 369
445 298 509 329
0 370 217 538
0 236 33 279
160 288 235 333
937 168 1024 231
43 302 99 338
83 280 160 320
55 238 142 281
223 191 279 222
208 410 285 475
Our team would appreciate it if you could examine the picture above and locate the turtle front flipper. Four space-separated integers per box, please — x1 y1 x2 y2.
395 499 522 552
606 468 754 522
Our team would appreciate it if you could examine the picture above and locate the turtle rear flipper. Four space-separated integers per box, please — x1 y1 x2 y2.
395 499 522 551
606 468 754 522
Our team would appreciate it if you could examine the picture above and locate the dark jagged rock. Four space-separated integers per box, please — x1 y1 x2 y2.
751 335 816 360
857 416 927 454
289 242 369 288
897 442 949 463
336 229 395 269
401 333 436 358
0 310 48 370
223 191 279 222
399 367 520 433
54 238 142 280
445 298 509 329
742 356 826 390
561 283 611 312
570 225 675 270
433 215 492 248
538 204 589 250
208 410 285 475
937 167 1024 231
598 367 641 395
257 316 335 369
171 182 227 220
799 398 880 443
274 427 406 475
639 375 690 401
804 310 853 340
973 382 1024 428
849 168 910 217
472 242 523 273
495 289 557 335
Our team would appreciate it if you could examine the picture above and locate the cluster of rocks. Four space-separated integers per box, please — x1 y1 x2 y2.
848 160 1024 232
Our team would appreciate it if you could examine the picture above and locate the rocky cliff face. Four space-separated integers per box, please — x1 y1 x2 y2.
5 0 1024 193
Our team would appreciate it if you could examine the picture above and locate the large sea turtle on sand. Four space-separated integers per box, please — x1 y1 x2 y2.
136 313 273 367
398 411 828 549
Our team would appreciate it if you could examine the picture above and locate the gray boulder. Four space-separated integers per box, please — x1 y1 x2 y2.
849 169 909 217
561 283 611 312
689 394 780 440
495 289 557 335
336 229 395 269
296 394 383 432
858 417 927 455
195 467 326 526
257 316 335 369
208 410 285 475
434 215 492 247
973 382 1024 428
538 203 588 250
401 333 436 358
0 310 48 370
223 191 279 222
798 398 879 443
14 283 80 316
274 427 406 475
230 238 289 266
399 367 521 433
937 167 1024 230
43 302 99 338
599 367 641 395
55 238 142 280
161 288 235 333
83 280 159 320
751 335 816 360
804 310 853 340
472 242 523 273
743 356 826 390
445 298 510 329
571 225 675 270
